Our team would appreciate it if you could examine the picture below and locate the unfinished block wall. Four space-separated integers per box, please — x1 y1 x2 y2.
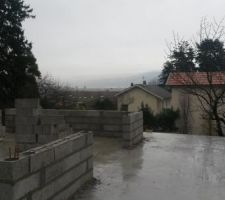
123 112 144 148
5 99 143 148
0 110 3 137
0 132 93 200
41 110 143 147
15 99 72 150
5 108 16 133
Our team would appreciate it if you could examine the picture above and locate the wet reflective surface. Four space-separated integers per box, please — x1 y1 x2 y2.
75 133 225 200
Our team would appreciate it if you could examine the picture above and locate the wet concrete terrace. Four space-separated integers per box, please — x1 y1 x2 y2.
75 133 225 200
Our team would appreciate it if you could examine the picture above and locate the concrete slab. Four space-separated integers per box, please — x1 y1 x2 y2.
74 133 225 200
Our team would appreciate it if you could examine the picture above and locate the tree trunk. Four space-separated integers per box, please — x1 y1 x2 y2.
215 115 224 136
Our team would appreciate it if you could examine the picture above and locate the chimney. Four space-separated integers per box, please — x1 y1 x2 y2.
131 82 134 86
143 80 147 85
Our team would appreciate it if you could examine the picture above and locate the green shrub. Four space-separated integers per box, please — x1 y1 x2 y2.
140 104 179 132
156 108 179 132
140 103 156 130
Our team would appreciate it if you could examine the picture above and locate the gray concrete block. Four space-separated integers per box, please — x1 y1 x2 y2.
14 172 40 199
103 125 121 132
65 117 100 124
16 116 39 125
0 156 29 182
45 151 80 183
5 109 16 115
40 115 65 125
16 124 34 135
0 172 40 200
54 139 74 160
86 132 93 145
29 148 55 172
101 118 123 125
40 109 58 115
72 134 86 152
53 170 93 200
80 146 93 161
15 134 36 143
32 162 87 200
52 179 81 200
60 110 101 117
15 99 40 108
0 183 13 200
102 111 125 118
16 108 37 116
87 156 93 170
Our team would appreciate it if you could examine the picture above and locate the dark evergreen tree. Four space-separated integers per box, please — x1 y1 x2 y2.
159 61 173 85
170 41 195 72
196 39 225 72
159 41 195 84
0 0 40 108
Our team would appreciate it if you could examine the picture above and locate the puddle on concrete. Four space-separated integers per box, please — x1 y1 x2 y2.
73 133 225 200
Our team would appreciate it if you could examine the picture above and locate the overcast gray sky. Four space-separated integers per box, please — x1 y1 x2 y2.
24 0 225 86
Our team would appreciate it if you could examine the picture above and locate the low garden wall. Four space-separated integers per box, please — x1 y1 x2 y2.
0 132 93 200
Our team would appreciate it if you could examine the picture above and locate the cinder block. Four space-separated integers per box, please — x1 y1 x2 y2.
41 125 52 135
0 183 13 200
87 157 93 170
60 110 100 117
40 109 58 115
0 156 29 182
32 162 87 200
40 115 65 125
54 139 74 160
29 148 55 172
52 179 81 200
103 125 121 132
101 118 123 125
80 146 93 161
45 151 80 183
16 108 37 116
15 134 36 143
5 109 16 115
86 132 93 145
0 172 40 200
14 172 40 199
102 111 124 118
16 124 35 135
72 134 86 152
16 116 39 125
15 99 40 108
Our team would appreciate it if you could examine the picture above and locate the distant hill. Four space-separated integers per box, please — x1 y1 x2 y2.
72 71 160 88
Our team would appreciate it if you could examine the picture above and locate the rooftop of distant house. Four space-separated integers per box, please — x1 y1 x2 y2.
116 84 171 100
166 72 225 86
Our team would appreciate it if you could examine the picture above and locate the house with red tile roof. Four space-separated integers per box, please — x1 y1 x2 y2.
166 72 225 135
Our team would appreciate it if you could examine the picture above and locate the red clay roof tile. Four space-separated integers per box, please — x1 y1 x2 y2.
166 72 225 86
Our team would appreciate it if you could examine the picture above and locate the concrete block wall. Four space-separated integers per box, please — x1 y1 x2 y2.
0 110 3 137
60 110 143 148
5 108 16 133
5 99 143 148
122 112 143 148
59 110 126 137
0 132 93 200
15 99 72 150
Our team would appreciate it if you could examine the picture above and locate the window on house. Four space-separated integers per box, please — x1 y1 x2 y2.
121 104 128 111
